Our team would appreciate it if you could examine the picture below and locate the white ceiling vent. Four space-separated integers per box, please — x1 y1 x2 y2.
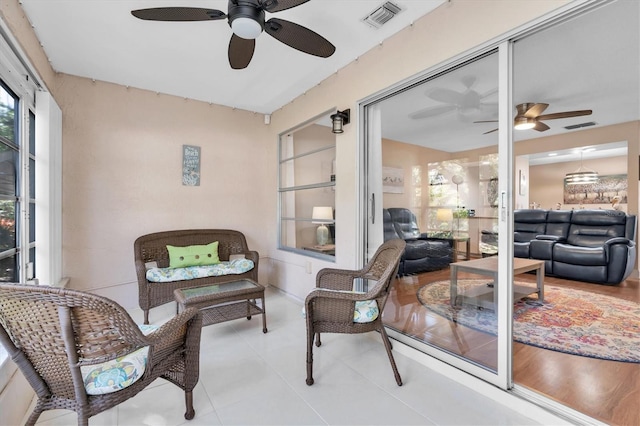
362 2 403 29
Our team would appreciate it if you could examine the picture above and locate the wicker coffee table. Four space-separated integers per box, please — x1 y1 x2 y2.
174 279 267 333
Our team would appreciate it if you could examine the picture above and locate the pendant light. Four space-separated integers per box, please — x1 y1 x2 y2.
565 150 598 185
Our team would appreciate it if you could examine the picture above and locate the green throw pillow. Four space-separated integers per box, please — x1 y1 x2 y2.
167 242 220 268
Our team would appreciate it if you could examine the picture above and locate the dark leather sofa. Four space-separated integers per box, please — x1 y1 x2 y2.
514 209 636 285
383 208 453 275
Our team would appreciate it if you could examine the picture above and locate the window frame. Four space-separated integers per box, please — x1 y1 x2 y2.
277 109 336 260
0 23 41 390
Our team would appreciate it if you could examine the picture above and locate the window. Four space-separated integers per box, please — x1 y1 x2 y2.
0 30 42 384
0 83 20 282
278 111 336 258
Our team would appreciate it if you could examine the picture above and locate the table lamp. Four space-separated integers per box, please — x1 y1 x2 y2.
312 206 334 246
437 208 453 235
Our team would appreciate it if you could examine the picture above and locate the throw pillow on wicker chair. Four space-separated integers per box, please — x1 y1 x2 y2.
80 324 158 395
301 290 379 324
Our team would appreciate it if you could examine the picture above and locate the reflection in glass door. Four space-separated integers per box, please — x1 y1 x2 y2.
363 49 514 387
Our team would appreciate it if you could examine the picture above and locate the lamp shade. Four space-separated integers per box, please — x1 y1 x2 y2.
312 206 334 223
437 208 453 222
231 17 262 39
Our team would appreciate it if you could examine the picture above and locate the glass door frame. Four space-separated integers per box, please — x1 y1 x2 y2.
359 40 515 389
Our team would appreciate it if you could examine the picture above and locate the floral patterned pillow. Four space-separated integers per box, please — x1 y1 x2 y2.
301 291 379 324
81 324 158 395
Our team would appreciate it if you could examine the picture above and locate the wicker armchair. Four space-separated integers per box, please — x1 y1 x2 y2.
0 283 202 426
305 239 406 386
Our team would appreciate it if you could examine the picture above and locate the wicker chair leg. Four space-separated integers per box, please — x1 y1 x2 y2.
25 405 43 426
315 332 321 347
76 413 89 426
379 325 402 386
306 326 315 385
184 390 195 420
143 309 150 325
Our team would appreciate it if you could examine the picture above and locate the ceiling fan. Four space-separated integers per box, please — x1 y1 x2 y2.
131 0 336 70
409 76 497 121
476 102 592 134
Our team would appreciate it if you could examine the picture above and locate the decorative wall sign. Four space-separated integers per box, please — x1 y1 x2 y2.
382 167 404 193
563 174 627 205
182 145 201 186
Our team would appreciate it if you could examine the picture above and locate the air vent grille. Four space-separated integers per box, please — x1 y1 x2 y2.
363 2 402 29
564 121 597 130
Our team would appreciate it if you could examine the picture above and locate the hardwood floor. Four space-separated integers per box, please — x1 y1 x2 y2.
382 267 640 426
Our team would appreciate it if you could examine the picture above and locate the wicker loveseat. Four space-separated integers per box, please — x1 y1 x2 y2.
134 229 259 324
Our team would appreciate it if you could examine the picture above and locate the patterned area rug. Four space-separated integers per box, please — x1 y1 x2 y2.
417 280 640 363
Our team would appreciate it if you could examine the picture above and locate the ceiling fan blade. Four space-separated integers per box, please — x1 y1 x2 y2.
533 121 550 132
228 34 255 70
262 0 311 13
265 18 335 58
409 105 457 120
537 110 592 121
523 103 549 118
427 88 464 106
484 128 498 134
131 7 226 21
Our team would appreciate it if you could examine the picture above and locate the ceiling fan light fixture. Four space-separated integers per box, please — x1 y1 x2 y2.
231 17 263 39
514 116 536 130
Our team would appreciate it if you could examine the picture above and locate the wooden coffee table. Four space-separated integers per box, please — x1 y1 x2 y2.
449 256 544 309
174 279 267 333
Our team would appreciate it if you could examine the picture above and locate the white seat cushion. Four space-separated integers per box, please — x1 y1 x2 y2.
145 259 254 283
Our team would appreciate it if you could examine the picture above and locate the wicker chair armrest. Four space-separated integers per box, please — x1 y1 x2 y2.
305 287 370 303
243 250 259 263
143 307 201 347
316 268 365 291
304 289 370 325
135 259 149 283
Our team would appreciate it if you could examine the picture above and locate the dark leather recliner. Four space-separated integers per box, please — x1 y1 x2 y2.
383 208 453 275
515 209 636 285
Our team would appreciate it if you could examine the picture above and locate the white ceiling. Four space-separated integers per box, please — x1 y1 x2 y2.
377 0 639 156
19 0 445 114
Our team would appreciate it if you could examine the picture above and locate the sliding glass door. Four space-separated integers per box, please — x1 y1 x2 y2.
362 46 515 388
361 0 639 421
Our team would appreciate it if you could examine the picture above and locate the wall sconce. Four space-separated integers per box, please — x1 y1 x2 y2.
330 109 351 134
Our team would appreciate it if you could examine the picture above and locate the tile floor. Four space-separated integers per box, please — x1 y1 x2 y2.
31 287 548 425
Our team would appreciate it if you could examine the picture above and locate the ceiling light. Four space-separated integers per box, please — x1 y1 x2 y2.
565 150 599 185
231 17 263 39
514 116 536 130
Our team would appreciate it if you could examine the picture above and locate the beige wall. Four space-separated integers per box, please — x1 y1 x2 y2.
53 75 271 299
530 155 628 211
516 121 640 215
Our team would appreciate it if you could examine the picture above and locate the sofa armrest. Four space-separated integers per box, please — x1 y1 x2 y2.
604 237 633 246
